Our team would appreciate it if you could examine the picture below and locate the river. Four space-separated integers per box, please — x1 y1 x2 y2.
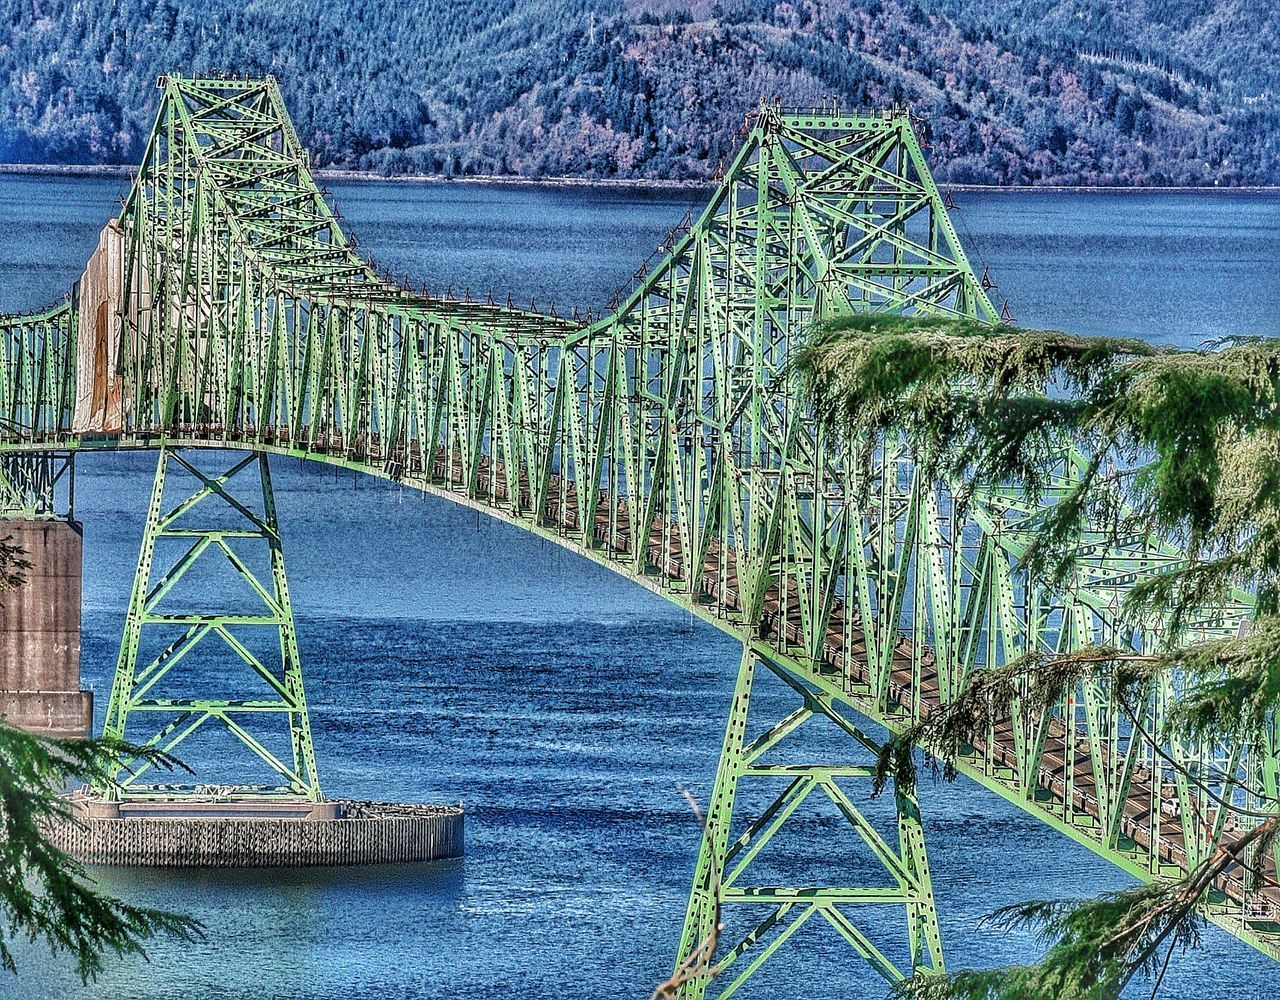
1 173 1278 998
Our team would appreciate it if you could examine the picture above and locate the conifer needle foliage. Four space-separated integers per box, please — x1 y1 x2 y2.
0 542 200 982
0 726 202 981
794 314 1280 998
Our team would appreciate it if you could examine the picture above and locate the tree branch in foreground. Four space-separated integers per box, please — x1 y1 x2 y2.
0 724 202 982
890 818 1278 1000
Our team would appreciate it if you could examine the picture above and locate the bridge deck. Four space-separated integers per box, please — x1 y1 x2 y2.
56 423 1272 927
359 432 1277 927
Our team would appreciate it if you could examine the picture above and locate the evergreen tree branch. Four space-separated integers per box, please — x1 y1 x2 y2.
890 818 1278 1000
797 316 1280 997
0 724 203 982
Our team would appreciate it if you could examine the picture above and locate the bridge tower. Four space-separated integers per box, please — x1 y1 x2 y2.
661 101 988 996
99 447 321 800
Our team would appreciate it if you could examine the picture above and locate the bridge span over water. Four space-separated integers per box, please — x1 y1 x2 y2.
0 76 1275 994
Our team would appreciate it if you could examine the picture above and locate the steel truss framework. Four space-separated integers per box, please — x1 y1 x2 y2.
0 76 1274 989
679 645 944 996
101 446 320 800
0 451 74 517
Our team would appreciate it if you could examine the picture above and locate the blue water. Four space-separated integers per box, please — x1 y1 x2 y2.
1 173 1279 998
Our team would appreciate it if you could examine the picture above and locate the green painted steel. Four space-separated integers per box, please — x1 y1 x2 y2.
677 645 944 997
99 446 321 800
0 75 1274 988
0 452 74 517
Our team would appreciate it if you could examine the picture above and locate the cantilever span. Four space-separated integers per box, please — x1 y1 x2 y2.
0 75 1275 994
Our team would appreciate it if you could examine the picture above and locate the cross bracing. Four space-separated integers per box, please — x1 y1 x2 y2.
0 75 1274 992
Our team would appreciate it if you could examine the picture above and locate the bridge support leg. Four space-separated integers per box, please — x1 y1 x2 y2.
673 644 944 998
99 447 322 800
0 453 91 738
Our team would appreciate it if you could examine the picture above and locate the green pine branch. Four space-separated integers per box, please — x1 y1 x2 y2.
893 816 1277 1000
0 532 200 983
0 723 203 982
795 314 1280 999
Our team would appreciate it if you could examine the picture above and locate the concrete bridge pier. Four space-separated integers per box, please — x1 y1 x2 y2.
0 516 92 739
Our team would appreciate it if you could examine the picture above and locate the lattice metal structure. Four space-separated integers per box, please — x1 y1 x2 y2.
678 646 945 994
100 446 320 800
0 303 77 516
0 76 1274 991
0 452 74 517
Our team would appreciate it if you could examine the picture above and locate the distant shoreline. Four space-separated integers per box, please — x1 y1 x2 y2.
0 161 1276 194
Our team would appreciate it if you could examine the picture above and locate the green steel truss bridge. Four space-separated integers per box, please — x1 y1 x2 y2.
1 76 1276 994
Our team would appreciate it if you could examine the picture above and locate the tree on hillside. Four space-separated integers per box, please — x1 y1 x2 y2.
2 0 1280 184
795 316 1280 999
0 539 199 982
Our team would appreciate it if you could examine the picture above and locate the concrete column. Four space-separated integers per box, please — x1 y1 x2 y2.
0 519 92 738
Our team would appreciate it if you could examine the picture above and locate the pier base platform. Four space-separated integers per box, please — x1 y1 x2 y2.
51 795 464 867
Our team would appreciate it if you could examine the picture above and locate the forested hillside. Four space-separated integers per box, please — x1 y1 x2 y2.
1 0 1276 184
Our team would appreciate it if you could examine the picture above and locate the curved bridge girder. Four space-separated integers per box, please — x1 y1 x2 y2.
0 74 1275 982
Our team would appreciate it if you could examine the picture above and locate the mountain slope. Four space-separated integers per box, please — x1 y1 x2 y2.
0 0 1275 184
